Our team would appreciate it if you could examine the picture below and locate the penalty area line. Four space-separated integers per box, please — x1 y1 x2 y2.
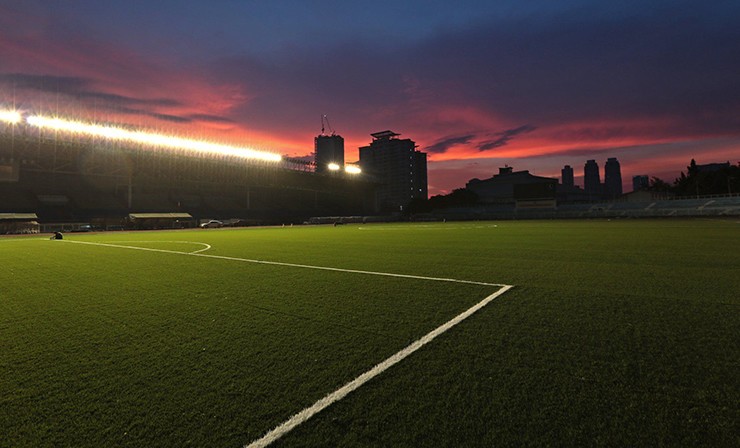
245 284 514 448
61 238 515 447
63 239 505 287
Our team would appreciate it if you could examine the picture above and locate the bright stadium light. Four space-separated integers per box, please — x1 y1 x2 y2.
327 162 341 171
344 165 361 174
0 109 22 124
24 114 282 162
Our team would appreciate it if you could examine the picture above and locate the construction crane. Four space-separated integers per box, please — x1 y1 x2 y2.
321 114 335 136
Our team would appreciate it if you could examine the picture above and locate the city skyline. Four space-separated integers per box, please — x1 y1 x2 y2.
1 1 739 195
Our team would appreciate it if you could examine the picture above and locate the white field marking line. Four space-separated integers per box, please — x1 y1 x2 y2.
6 238 211 252
189 244 211 254
92 240 213 254
245 284 514 448
63 239 506 287
356 224 498 231
62 238 515 446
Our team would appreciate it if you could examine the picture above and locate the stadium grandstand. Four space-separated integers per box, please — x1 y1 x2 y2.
0 111 376 230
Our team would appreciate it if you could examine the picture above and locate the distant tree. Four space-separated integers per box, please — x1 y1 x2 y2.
428 188 478 209
673 158 739 196
674 158 701 195
722 163 740 195
688 158 699 176
406 188 478 214
649 177 673 193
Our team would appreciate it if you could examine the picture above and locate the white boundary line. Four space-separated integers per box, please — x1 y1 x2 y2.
245 284 513 448
79 240 213 254
64 240 506 287
62 238 514 446
189 244 211 254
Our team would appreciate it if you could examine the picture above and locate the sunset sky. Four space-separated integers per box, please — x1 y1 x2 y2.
1 0 738 195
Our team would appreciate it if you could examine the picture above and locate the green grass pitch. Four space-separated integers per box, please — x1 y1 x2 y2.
1 219 738 447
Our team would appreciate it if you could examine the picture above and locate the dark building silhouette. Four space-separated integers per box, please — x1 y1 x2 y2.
584 159 601 196
314 134 344 173
466 166 557 207
561 165 574 187
359 130 427 211
632 175 649 191
604 157 623 197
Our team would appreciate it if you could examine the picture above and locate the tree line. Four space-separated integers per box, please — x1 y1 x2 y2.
649 159 740 196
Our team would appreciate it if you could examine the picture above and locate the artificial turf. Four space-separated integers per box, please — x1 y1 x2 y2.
1 219 738 447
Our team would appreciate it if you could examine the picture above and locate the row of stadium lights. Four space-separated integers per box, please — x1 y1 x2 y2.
0 108 362 174
328 162 362 174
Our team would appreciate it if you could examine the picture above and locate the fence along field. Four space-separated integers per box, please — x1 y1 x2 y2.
1 219 738 447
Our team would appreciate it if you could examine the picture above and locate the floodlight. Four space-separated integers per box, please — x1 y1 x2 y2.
24 114 282 162
344 165 361 174
327 163 341 171
0 109 22 124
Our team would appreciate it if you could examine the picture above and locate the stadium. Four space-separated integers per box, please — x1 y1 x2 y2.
1 110 738 447
0 110 375 231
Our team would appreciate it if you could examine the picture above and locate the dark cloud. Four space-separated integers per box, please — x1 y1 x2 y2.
105 106 192 124
0 73 88 92
212 42 412 135
426 134 475 154
188 113 234 124
0 72 181 108
478 125 537 151
519 145 635 160
411 4 740 131
212 1 740 141
77 91 180 108
147 112 191 123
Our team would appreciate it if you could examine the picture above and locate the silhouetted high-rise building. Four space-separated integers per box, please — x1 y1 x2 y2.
359 130 427 211
604 157 623 197
632 175 649 191
584 159 601 196
314 134 344 173
561 165 574 187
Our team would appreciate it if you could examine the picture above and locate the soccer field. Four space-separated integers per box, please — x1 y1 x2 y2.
1 219 738 447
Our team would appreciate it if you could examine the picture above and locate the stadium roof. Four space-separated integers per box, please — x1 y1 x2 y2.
0 213 38 221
